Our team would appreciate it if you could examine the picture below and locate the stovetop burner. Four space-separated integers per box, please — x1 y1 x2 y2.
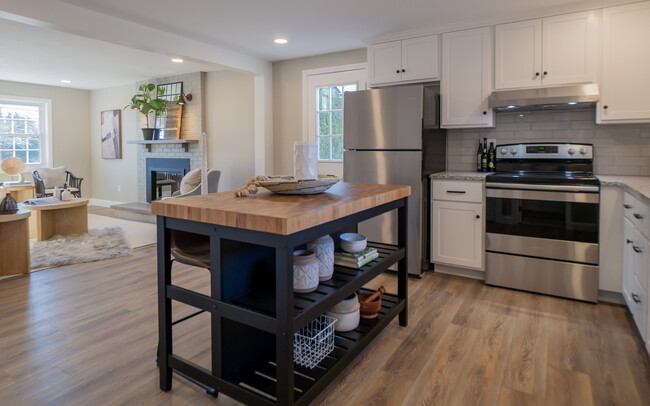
487 142 598 186
487 171 599 186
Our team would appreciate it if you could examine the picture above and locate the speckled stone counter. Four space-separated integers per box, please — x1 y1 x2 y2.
597 175 650 203
429 171 492 182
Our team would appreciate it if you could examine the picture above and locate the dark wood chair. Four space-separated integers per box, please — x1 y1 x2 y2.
32 170 83 198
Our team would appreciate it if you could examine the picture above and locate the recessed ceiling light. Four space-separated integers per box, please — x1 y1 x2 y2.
567 102 577 105
171 58 183 63
507 105 516 109
60 80 71 84
274 38 288 44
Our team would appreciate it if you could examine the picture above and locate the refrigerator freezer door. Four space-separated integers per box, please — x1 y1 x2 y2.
344 150 422 275
343 85 423 150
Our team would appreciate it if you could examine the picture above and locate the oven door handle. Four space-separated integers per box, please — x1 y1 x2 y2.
486 182 599 193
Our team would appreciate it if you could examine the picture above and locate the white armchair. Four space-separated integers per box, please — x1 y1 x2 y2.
171 168 221 198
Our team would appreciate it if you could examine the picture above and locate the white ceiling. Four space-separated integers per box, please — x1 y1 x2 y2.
0 18 219 90
59 0 629 61
0 0 634 89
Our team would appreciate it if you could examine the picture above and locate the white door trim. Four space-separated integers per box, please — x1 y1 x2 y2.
301 63 367 142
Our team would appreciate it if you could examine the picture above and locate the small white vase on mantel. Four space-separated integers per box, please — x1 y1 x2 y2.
307 235 334 281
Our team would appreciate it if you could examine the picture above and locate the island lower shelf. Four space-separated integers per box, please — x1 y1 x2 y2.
226 242 405 332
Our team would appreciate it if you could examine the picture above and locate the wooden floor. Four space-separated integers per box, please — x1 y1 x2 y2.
87 205 115 217
0 245 648 406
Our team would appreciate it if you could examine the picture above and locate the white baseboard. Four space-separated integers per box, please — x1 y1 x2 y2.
88 198 125 207
433 264 485 280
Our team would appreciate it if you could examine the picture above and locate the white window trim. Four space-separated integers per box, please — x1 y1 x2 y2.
0 95 52 171
301 62 367 148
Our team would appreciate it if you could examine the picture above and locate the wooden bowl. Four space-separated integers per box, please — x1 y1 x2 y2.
358 292 382 319
257 174 341 195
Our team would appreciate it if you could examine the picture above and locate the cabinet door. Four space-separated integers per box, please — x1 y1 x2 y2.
599 2 650 123
541 11 596 86
401 35 440 82
623 217 636 308
431 200 483 270
495 19 542 90
367 41 402 86
441 27 493 128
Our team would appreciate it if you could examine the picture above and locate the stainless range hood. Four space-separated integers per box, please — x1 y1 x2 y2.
488 83 599 112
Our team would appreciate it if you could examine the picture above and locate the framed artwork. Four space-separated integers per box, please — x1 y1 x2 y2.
101 110 121 159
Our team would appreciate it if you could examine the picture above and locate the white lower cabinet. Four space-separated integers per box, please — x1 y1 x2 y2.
431 180 484 270
621 192 650 354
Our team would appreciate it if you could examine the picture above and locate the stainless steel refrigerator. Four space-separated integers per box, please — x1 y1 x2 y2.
343 84 447 276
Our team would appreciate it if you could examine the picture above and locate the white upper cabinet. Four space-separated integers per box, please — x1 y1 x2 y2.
442 27 494 128
494 11 596 90
495 19 542 89
367 35 439 86
542 11 596 86
598 2 650 124
367 41 402 85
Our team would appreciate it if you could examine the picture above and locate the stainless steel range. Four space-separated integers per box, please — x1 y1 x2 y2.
485 142 599 302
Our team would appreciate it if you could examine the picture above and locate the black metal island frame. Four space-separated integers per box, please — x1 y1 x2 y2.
151 182 410 405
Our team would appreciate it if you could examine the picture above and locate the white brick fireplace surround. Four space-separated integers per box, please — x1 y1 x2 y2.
136 143 201 202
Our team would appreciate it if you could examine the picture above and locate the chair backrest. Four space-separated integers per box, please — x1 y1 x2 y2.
206 170 221 193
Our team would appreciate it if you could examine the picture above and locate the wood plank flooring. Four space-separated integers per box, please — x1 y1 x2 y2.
0 245 648 405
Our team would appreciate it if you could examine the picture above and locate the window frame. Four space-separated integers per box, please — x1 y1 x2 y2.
302 64 367 171
0 95 52 170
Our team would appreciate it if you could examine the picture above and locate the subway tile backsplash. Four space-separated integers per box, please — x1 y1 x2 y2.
446 109 650 175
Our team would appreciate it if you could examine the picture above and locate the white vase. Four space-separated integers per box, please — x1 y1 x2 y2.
293 142 318 180
293 250 319 293
307 235 334 281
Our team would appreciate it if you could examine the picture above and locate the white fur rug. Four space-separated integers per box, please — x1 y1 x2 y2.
30 227 133 270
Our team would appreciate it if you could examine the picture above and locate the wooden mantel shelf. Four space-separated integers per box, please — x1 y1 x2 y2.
126 139 198 152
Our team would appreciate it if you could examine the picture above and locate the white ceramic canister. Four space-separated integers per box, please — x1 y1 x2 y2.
293 142 318 180
293 250 319 293
307 235 334 281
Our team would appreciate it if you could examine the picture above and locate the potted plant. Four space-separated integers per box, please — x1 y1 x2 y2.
124 83 168 140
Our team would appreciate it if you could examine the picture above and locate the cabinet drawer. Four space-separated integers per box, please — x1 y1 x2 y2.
432 180 483 203
624 192 649 237
627 275 647 340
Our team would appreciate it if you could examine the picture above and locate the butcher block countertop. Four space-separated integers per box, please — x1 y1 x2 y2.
151 182 410 235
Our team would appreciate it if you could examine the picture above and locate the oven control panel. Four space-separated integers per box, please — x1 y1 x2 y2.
496 143 593 160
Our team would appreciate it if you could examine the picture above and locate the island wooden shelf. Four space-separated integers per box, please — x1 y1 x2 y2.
154 182 410 405
126 139 198 152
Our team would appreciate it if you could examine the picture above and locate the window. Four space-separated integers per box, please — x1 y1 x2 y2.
155 82 182 133
315 84 357 161
303 64 366 177
0 98 49 166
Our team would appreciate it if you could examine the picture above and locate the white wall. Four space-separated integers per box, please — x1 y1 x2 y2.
272 49 366 175
0 80 91 195
205 70 255 192
89 84 139 202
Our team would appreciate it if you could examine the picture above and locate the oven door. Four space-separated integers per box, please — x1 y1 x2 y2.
486 183 599 264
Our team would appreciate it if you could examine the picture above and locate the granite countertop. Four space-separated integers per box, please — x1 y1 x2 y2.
597 175 650 203
429 171 492 182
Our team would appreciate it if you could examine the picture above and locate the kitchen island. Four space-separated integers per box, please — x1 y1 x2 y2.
151 182 410 405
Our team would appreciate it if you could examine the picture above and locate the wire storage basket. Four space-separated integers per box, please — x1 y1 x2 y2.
293 314 336 369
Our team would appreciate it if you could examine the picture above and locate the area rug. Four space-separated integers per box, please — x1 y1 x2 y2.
30 227 133 270
87 214 156 248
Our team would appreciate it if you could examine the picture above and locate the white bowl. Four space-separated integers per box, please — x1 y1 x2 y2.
340 233 367 253
326 303 360 332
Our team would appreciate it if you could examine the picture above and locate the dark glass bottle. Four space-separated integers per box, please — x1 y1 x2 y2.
476 140 483 172
481 138 488 172
488 142 496 172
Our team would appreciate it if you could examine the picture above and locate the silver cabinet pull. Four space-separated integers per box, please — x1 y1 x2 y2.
624 204 632 209
633 245 643 254
633 213 644 219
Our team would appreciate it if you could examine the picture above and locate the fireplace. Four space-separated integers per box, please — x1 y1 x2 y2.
146 158 191 202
